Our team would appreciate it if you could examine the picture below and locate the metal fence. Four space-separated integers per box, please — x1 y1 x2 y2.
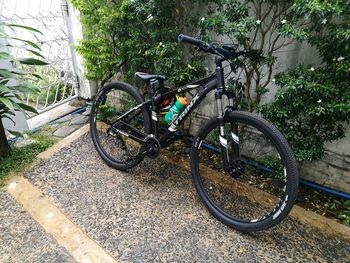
0 0 79 115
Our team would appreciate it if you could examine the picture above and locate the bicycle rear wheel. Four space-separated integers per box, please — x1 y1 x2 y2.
90 82 151 170
190 111 298 232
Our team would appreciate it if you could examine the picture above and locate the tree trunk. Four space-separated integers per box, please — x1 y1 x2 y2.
0 119 10 157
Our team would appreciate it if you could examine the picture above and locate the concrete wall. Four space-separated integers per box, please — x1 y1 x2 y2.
300 126 350 193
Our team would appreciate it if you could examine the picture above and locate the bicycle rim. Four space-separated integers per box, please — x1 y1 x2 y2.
91 85 148 168
191 112 298 230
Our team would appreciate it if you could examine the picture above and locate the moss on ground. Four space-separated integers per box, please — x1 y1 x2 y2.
0 133 58 182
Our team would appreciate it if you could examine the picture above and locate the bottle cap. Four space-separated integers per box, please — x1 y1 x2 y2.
178 97 189 106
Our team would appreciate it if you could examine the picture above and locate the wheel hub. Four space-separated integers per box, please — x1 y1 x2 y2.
228 159 245 177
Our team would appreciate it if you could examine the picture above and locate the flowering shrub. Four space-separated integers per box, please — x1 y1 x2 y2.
72 0 349 162
71 0 213 86
260 0 350 161
260 64 350 161
200 1 307 112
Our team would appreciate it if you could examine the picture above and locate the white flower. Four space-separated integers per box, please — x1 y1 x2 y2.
317 99 322 103
159 42 165 48
147 14 153 22
310 67 315 71
321 18 327 24
201 17 205 22
256 19 261 25
337 56 345 61
272 78 276 83
281 19 287 24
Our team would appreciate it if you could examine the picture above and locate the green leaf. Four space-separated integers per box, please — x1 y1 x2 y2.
10 69 42 79
18 58 49 66
6 24 43 35
0 96 15 111
0 68 15 78
344 200 350 207
0 79 10 85
17 102 38 114
2 115 15 125
0 51 12 60
13 83 40 94
11 37 41 50
7 129 23 138
0 83 12 93
26 49 45 59
31 73 43 79
11 69 30 75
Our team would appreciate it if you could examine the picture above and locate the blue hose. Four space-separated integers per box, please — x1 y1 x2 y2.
299 179 350 200
184 134 350 200
7 106 87 145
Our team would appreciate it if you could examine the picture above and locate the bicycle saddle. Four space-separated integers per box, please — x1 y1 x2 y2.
135 72 166 83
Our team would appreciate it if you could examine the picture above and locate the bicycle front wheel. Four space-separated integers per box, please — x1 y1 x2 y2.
190 111 298 232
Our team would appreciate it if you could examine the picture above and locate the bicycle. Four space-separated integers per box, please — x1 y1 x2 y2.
90 34 299 232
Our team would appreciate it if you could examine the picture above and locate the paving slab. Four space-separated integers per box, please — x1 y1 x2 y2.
25 133 350 263
53 114 74 124
69 115 89 126
53 126 76 138
0 190 74 263
28 104 76 130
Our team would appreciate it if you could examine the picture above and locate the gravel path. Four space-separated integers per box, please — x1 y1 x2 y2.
0 190 74 263
25 133 350 263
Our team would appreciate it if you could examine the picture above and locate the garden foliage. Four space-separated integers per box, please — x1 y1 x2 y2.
0 23 47 156
72 0 349 162
71 0 214 86
200 0 301 112
260 0 350 161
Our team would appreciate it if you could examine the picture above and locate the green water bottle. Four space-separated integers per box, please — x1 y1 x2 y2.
164 97 189 124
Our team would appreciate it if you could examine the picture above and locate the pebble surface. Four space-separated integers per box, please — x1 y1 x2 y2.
25 133 350 263
0 190 74 263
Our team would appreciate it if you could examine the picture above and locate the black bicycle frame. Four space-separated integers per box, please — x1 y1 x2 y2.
112 57 237 166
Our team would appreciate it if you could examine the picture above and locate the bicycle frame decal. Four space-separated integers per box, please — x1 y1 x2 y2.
166 78 217 132
169 92 200 132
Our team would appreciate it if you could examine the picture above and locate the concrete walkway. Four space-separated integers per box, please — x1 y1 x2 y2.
2 131 347 262
0 190 74 262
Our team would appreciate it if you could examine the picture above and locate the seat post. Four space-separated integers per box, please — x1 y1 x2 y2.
150 78 165 93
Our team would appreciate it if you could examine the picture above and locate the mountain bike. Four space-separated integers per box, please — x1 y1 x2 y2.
90 34 299 232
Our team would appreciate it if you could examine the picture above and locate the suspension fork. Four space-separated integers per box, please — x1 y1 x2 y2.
227 93 240 159
215 90 231 172
214 57 230 172
216 90 240 174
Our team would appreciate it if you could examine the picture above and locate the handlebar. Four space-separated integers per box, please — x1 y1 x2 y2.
177 34 203 47
177 34 263 60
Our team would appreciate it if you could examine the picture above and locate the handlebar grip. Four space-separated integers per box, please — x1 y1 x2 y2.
177 34 203 47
